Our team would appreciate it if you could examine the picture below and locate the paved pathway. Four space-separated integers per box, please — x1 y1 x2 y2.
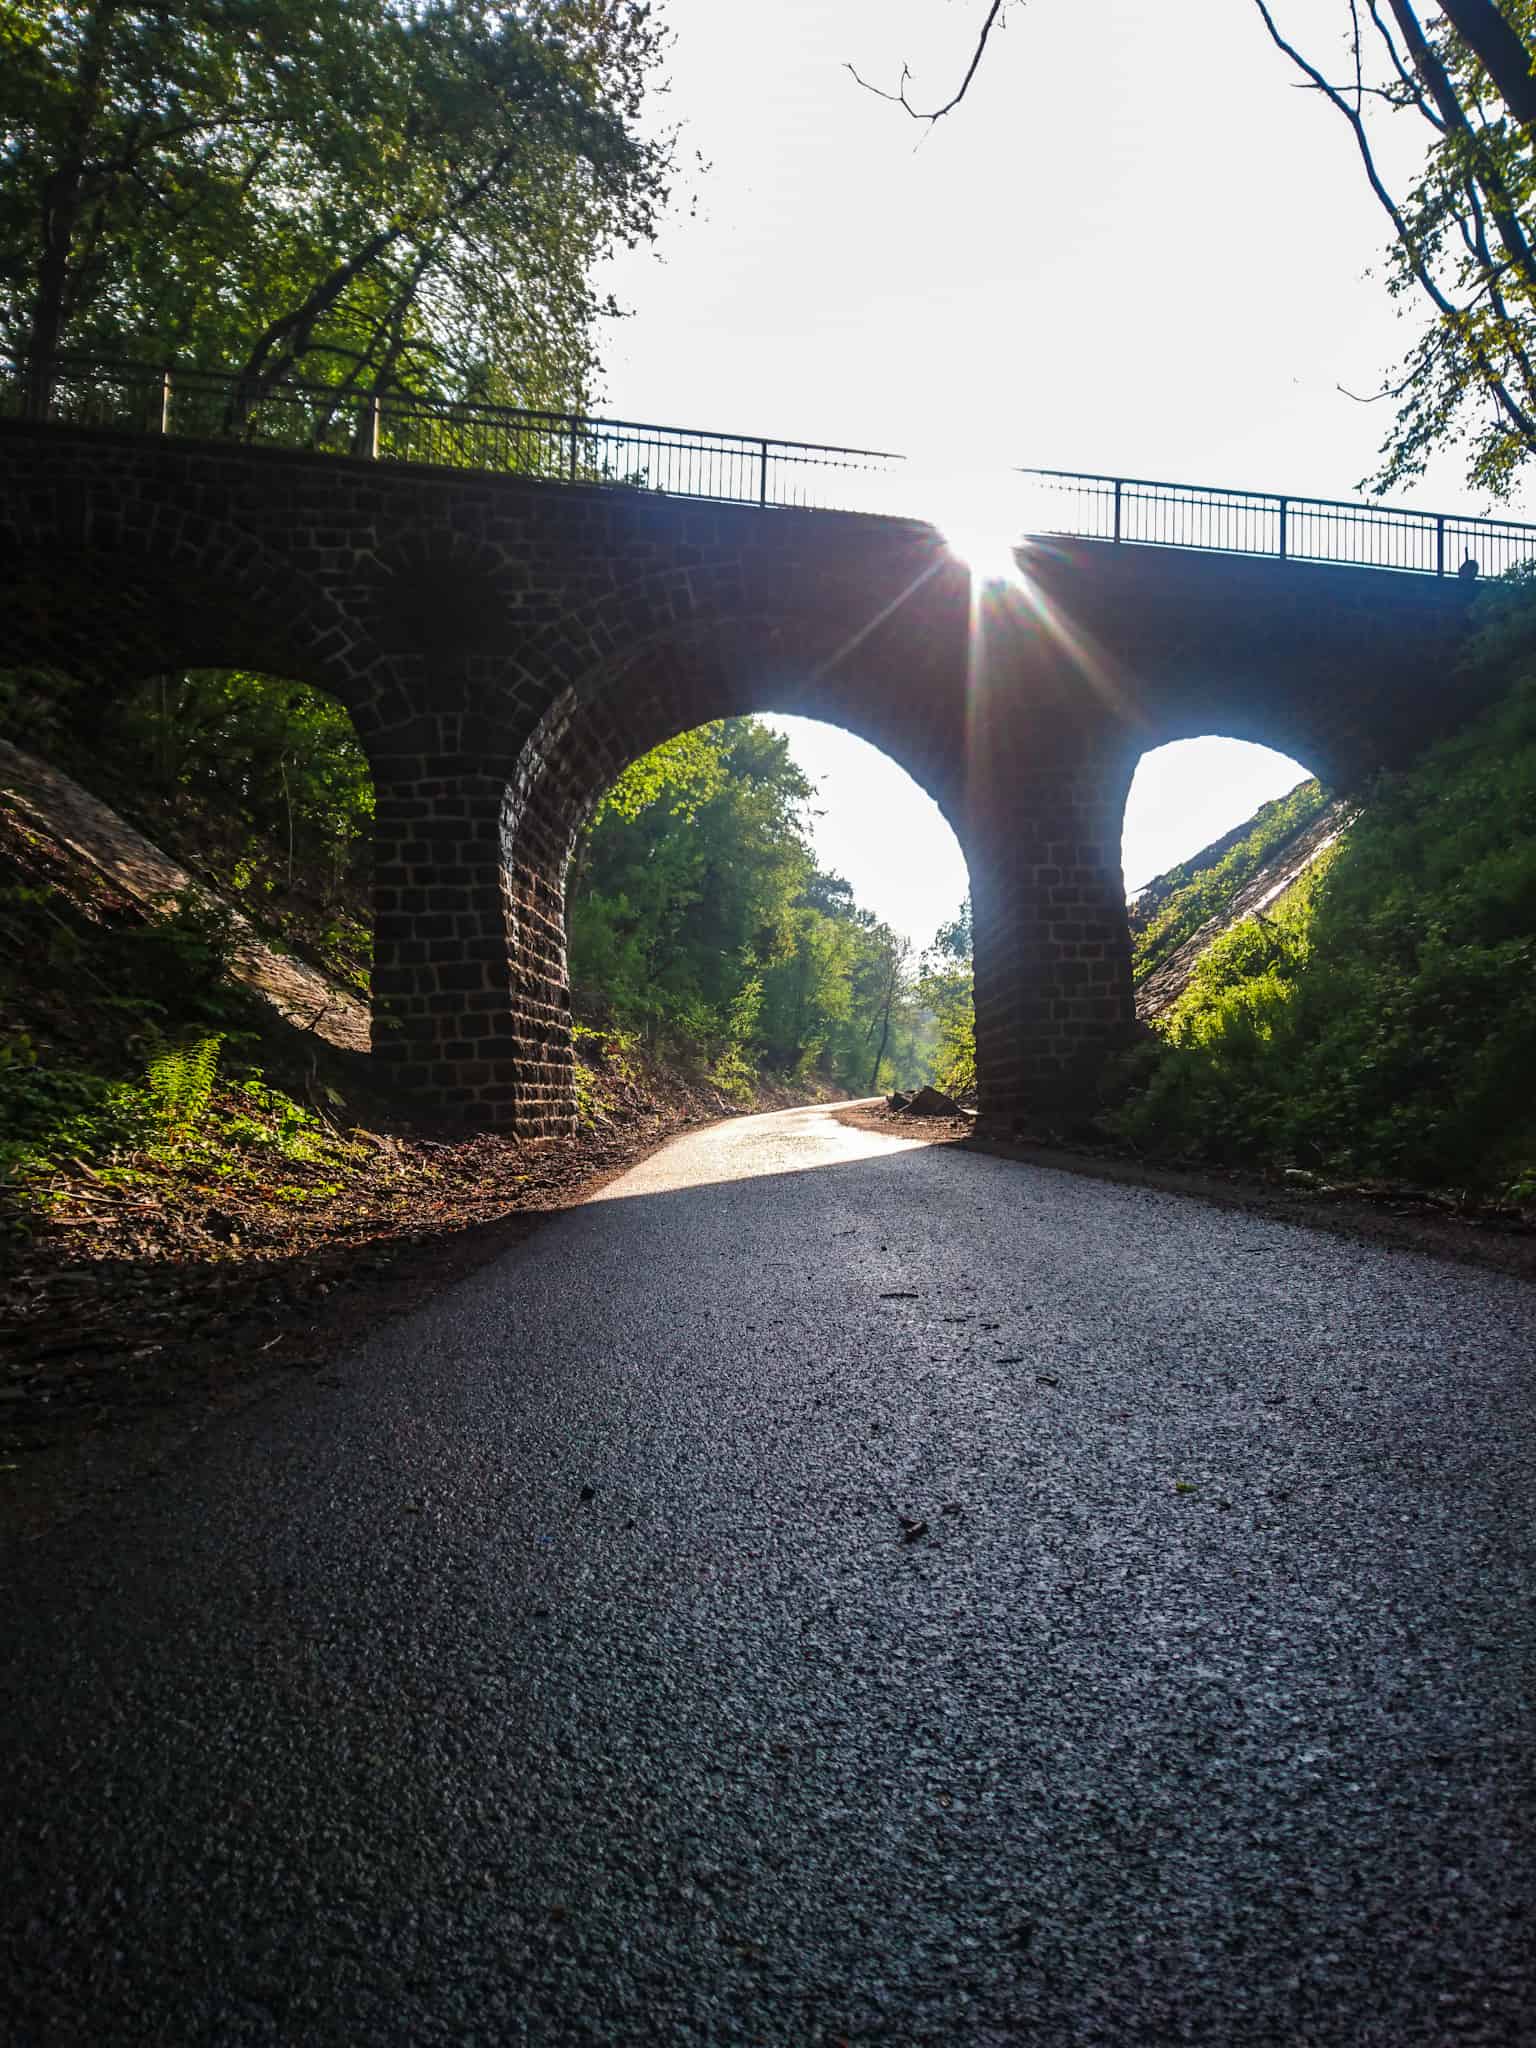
3 1106 1532 2044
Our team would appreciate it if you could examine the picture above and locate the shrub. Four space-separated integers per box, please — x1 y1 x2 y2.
1110 665 1536 1195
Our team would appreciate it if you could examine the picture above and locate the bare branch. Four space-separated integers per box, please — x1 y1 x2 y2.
847 0 1010 125
1252 0 1457 317
1252 0 1536 455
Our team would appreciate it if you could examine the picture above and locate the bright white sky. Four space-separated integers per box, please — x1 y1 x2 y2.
595 0 1531 944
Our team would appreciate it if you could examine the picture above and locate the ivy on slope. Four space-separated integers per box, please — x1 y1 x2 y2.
1128 778 1333 986
1112 645 1536 1199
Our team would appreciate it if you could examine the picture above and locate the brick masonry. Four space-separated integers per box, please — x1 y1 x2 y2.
0 421 1487 1136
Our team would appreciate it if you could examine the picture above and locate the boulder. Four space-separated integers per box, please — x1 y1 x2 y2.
902 1085 961 1117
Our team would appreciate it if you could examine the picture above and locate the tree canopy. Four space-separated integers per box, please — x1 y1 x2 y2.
1 1 675 416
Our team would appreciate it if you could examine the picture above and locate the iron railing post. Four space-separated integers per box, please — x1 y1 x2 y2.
367 394 381 459
569 416 579 482
1436 514 1446 576
760 440 770 507
1277 495 1288 560
158 368 172 435
1113 477 1122 541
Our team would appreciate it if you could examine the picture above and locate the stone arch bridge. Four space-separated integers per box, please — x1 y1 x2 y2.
0 408 1503 1135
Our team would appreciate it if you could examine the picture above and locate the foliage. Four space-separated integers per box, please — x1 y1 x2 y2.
109 889 247 1026
1110 637 1536 1196
0 802 364 1228
1232 3 1536 496
1128 778 1332 984
144 1032 222 1135
916 899 977 1098
1 0 676 418
1 660 376 986
0 1033 155 1203
596 726 727 825
109 669 374 921
568 717 940 1096
0 1044 359 1225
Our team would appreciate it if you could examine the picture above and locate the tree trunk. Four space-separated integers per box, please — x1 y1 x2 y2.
867 950 900 1092
1387 0 1536 297
24 0 120 418
1437 1 1536 138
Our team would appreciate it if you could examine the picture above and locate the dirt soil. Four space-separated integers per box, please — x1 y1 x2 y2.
834 1102 1536 1284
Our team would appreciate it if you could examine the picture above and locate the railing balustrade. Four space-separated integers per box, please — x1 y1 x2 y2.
1 358 904 517
1011 466 1536 581
7 357 1536 577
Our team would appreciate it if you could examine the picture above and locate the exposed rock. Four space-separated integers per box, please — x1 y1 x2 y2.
900 1085 961 1117
0 739 369 1053
1132 794 1352 1021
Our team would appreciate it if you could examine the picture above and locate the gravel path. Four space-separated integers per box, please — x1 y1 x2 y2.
3 1104 1532 2045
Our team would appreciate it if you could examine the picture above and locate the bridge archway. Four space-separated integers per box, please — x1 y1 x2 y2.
567 712 969 1097
1122 736 1318 898
0 530 420 753
369 601 979 1131
0 421 1489 1136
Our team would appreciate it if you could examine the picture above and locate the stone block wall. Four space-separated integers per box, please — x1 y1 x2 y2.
0 419 1485 1138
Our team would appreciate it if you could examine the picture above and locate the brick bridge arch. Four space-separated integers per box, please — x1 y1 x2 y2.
0 421 1483 1134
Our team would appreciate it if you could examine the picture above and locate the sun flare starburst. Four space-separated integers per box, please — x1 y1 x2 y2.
942 527 1025 587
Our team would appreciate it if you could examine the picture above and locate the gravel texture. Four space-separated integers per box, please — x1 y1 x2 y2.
3 1103 1533 2045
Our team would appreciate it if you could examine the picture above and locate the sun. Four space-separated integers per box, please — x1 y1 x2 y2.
943 526 1025 587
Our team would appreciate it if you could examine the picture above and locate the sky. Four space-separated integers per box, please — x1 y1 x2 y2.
594 0 1530 944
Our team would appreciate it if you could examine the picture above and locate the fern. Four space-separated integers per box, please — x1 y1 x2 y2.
144 1032 222 1134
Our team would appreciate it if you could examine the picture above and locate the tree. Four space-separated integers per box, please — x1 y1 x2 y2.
917 899 977 1097
568 720 940 1096
1 1 675 418
1252 1 1536 495
846 0 1010 123
856 2 1536 497
569 719 818 1054
864 928 912 1091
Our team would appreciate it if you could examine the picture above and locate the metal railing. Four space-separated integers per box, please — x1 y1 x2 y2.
1 358 905 516
1013 465 1536 580
8 357 1536 575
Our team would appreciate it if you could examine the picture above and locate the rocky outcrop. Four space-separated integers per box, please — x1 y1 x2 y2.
1132 795 1352 1020
0 739 369 1052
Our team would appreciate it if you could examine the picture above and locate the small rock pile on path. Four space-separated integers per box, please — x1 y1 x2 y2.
885 1085 973 1118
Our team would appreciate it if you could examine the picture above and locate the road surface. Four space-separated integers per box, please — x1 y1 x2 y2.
3 1104 1533 2044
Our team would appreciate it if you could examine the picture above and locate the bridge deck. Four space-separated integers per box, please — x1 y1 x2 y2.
9 357 1536 579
